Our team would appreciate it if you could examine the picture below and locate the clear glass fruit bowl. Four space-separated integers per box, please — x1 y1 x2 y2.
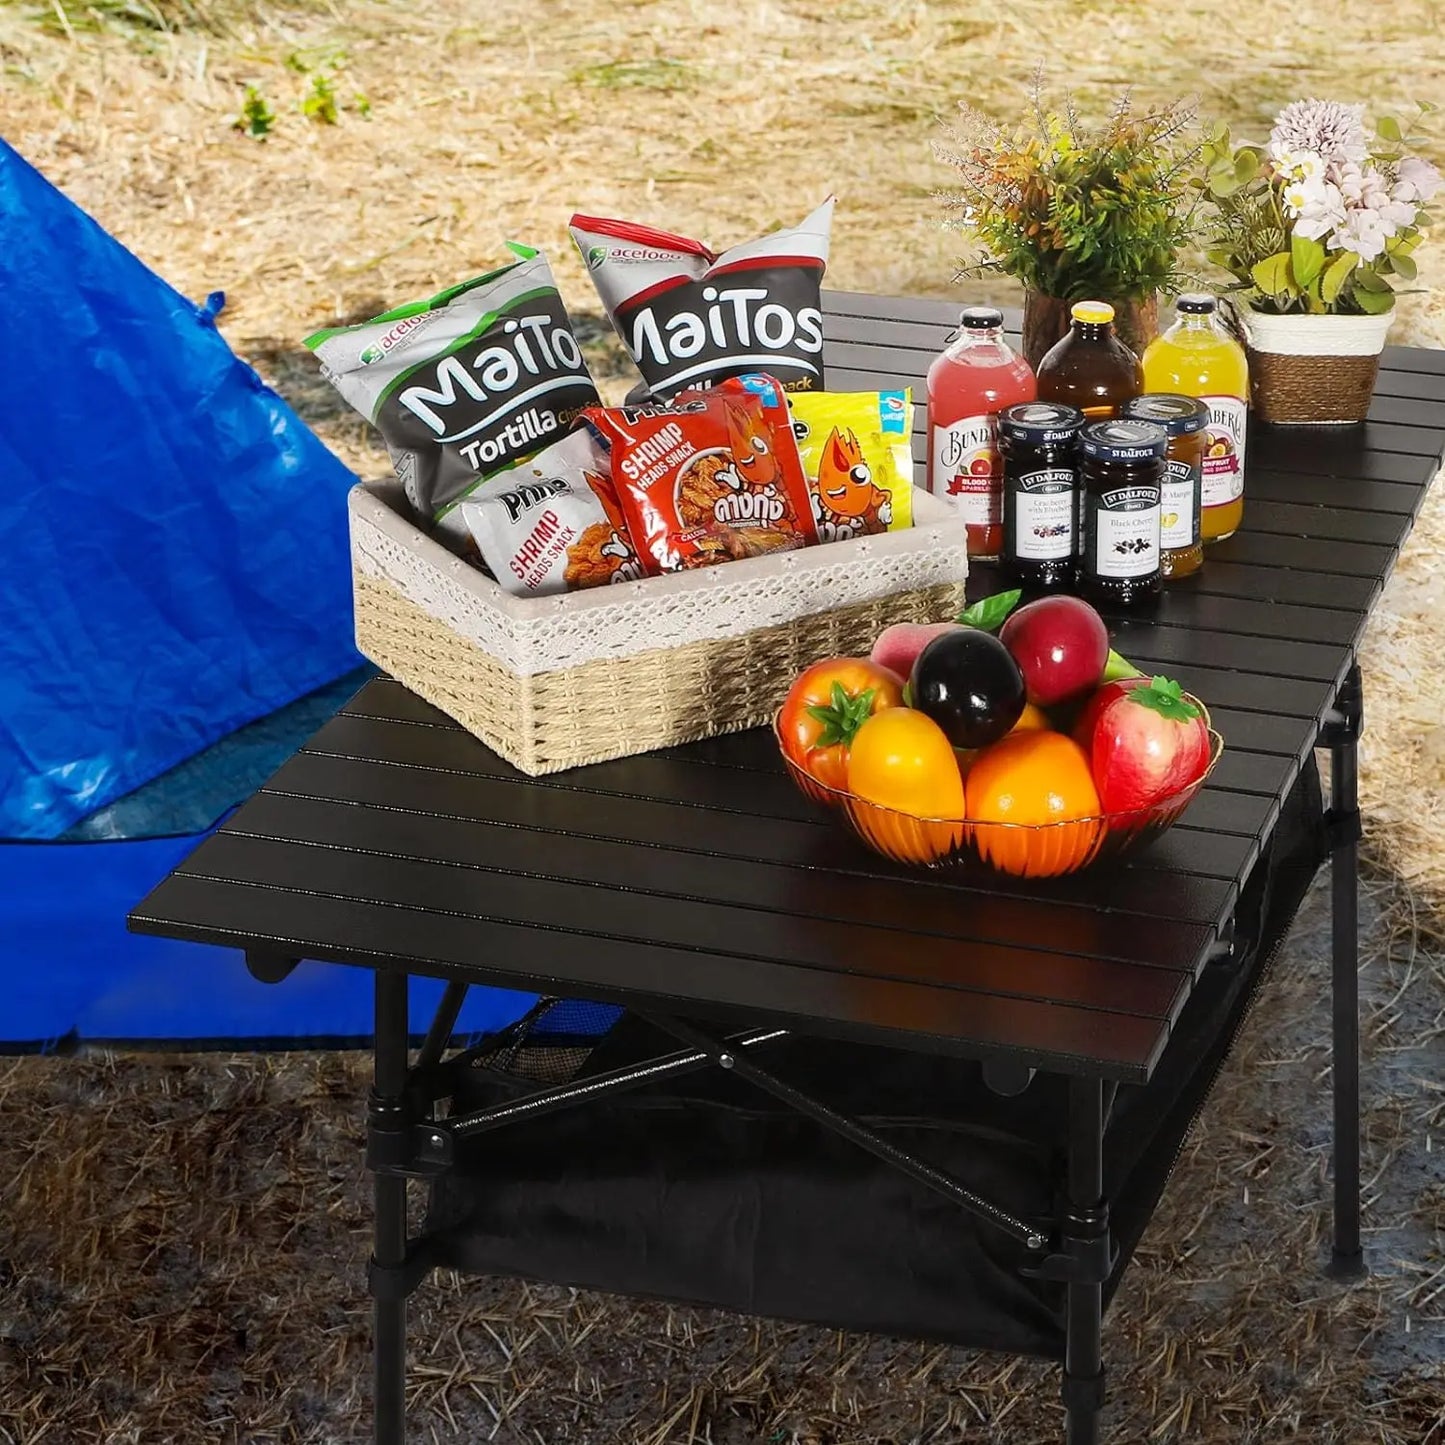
774 713 1224 878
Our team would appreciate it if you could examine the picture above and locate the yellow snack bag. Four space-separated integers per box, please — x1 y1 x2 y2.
786 388 914 541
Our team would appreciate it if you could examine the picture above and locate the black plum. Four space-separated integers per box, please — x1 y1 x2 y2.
910 629 1027 750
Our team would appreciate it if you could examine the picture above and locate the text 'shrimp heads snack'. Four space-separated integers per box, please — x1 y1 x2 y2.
569 200 835 400
305 244 599 539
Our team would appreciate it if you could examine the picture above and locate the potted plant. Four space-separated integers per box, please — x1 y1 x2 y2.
936 85 1200 367
1195 99 1440 424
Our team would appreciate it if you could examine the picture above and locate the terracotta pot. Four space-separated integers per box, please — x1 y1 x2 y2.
1022 291 1159 370
1239 304 1394 425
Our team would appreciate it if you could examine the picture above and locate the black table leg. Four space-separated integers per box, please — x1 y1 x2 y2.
1326 665 1366 1281
370 970 411 1443
1063 1077 1107 1445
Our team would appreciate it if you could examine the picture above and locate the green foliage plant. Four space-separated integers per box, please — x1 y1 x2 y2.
935 80 1201 303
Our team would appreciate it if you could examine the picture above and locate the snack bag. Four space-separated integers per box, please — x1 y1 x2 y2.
305 244 599 542
787 388 915 542
569 200 834 400
584 388 815 574
460 429 644 597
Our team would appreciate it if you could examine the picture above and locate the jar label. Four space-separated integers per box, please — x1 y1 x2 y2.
1200 394 1246 507
931 414 1000 527
1013 467 1075 560
1161 456 1201 549
1088 484 1160 580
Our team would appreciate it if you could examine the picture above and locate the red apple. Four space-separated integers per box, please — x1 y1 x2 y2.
870 621 963 681
998 596 1110 708
1072 675 1149 754
1090 676 1211 813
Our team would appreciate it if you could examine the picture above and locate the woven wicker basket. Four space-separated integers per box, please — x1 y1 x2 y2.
1242 305 1394 425
350 482 969 774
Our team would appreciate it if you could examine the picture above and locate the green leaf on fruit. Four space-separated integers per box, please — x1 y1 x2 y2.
1128 676 1202 724
958 589 1021 632
1102 648 1143 682
805 682 878 747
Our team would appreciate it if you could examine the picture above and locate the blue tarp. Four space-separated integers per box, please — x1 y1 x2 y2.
0 137 362 839
1 673 536 1051
0 140 532 1047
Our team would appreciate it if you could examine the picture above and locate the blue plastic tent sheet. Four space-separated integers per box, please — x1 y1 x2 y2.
2 674 536 1051
0 137 362 840
0 138 534 1047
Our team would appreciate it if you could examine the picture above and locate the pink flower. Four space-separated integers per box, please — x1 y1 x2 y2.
1270 99 1369 165
1334 208 1393 262
1395 155 1443 203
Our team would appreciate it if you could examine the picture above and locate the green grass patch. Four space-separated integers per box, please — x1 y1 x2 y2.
571 58 699 92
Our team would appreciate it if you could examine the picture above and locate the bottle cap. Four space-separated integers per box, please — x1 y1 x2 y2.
1079 419 1168 462
960 306 1005 330
1071 301 1115 325
1176 293 1217 314
999 401 1085 444
1121 394 1209 436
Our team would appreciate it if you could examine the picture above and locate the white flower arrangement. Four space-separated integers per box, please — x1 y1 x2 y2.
1194 99 1440 314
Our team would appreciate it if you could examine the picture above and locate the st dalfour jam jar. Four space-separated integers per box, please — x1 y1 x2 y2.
1122 394 1207 580
999 401 1085 594
1078 419 1167 608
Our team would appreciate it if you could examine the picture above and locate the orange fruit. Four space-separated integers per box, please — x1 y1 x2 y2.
1008 702 1052 734
964 730 1104 877
846 709 966 865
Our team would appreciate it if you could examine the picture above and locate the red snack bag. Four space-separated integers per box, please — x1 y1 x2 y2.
584 388 816 574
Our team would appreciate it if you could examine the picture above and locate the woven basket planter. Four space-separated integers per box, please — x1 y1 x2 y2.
349 482 969 775
1241 305 1395 426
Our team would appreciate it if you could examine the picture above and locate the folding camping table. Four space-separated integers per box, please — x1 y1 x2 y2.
129 295 1445 1444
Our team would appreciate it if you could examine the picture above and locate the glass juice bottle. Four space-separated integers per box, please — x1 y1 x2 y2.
927 306 1037 559
1036 301 1143 566
1035 301 1144 420
1142 294 1248 543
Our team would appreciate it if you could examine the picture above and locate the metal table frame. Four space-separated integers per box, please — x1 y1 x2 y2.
245 662 1364 1445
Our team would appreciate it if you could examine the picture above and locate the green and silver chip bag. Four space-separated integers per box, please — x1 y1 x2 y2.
305 244 600 541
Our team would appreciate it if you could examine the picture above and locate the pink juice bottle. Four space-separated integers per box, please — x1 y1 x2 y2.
926 306 1037 559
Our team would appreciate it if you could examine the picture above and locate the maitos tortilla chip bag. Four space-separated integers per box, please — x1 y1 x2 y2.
305 245 599 542
569 200 833 400
786 388 915 541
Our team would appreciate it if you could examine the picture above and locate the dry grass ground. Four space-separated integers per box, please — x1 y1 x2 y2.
0 2 1443 1441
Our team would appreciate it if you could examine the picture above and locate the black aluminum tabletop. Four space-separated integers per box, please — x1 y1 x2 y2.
130 293 1445 1083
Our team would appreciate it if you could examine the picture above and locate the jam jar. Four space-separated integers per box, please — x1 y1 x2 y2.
999 401 1085 594
1078 419 1167 608
1122 394 1207 579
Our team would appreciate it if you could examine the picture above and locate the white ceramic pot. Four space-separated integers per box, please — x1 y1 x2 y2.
1240 304 1394 425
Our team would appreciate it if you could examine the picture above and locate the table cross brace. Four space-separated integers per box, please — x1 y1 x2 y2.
644 1014 1051 1254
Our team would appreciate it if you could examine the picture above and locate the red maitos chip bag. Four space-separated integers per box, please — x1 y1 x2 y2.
569 200 834 400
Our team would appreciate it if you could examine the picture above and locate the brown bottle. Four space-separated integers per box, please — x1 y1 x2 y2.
1036 301 1143 561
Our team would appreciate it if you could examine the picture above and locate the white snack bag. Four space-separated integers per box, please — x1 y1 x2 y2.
460 430 644 597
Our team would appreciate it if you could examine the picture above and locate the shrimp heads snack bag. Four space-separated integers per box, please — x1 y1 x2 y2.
569 200 834 400
583 389 814 575
459 429 643 597
787 388 915 541
306 244 599 542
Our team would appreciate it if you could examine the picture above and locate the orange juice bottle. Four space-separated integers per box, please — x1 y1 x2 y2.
1142 295 1248 542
